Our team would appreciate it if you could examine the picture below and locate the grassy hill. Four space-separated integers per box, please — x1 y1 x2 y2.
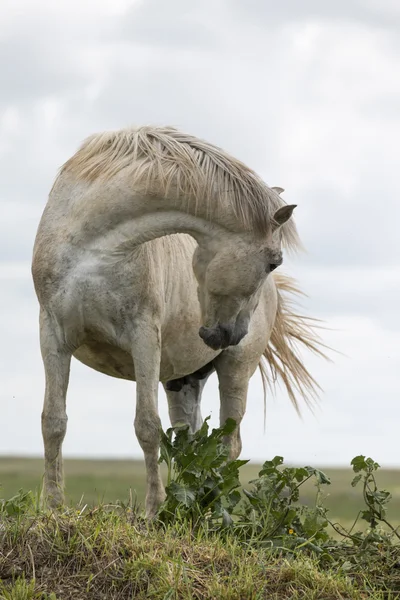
1 456 399 599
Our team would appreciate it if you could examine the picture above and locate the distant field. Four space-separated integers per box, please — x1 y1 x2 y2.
1 457 399 532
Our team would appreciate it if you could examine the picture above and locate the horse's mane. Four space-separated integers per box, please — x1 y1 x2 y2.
62 125 300 249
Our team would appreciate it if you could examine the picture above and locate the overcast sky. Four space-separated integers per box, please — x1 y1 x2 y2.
1 0 399 468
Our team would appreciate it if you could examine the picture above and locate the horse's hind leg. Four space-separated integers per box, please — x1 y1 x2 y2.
164 362 214 434
40 311 71 507
164 378 205 434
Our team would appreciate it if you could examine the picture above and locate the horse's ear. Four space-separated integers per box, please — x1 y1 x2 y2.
272 204 297 228
271 186 285 195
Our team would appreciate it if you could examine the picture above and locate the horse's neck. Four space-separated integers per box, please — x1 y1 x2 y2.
113 210 227 248
53 172 237 250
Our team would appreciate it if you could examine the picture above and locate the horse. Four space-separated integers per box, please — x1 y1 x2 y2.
32 125 326 517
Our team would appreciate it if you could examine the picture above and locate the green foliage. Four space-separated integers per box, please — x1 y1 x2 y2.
158 424 333 550
351 455 395 533
236 457 331 550
158 417 248 526
0 489 38 517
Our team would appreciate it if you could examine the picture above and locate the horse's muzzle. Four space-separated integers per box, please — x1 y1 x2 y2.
198 323 247 350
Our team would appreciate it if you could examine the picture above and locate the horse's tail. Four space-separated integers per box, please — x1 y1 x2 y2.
259 272 331 418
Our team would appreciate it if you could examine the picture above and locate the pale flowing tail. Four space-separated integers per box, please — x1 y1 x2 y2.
259 273 332 417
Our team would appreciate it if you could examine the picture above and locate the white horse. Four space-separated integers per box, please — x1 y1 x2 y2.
32 126 326 516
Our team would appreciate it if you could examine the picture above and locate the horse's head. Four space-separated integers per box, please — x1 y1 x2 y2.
193 205 296 350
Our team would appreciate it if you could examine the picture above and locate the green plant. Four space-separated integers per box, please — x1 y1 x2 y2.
350 455 400 542
235 456 331 551
0 489 37 517
158 419 332 549
158 417 248 527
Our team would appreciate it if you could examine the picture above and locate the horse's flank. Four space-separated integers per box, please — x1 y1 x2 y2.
60 125 300 248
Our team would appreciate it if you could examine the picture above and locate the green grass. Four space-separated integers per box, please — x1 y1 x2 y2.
1 457 400 530
0 504 397 599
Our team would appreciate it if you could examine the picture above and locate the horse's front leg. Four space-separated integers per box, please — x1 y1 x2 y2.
214 351 254 461
40 310 71 507
132 319 165 518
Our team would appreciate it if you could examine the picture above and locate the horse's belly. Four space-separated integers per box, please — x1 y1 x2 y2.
73 343 135 380
73 336 219 382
